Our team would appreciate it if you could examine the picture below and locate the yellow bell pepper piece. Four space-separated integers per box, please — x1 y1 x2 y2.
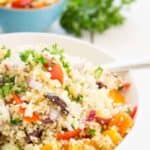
41 142 60 150
103 128 122 145
41 144 52 150
109 90 125 104
62 143 83 150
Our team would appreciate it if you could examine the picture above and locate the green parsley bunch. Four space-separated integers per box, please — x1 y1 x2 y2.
60 0 134 36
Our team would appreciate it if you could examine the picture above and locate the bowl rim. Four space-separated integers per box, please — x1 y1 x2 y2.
0 32 117 60
0 32 140 149
0 0 64 12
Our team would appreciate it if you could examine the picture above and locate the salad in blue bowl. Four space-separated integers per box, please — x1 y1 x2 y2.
0 0 66 32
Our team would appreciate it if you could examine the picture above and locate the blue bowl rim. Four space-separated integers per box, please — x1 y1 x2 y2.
0 0 65 12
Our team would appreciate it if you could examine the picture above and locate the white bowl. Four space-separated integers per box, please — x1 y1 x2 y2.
0 33 141 149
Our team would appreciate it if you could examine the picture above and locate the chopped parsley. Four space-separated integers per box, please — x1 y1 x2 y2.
87 128 96 137
20 50 35 62
20 50 48 65
4 49 11 59
13 83 27 94
1 83 13 98
3 75 15 83
0 46 11 61
20 45 71 74
60 55 71 74
50 44 71 74
50 44 64 55
33 55 48 65
60 0 134 37
10 117 22 125
0 75 15 98
76 95 84 103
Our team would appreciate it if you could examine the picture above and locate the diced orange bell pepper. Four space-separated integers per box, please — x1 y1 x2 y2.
56 129 81 140
109 112 133 136
12 94 23 104
24 113 40 123
61 144 69 150
19 106 26 114
109 90 125 104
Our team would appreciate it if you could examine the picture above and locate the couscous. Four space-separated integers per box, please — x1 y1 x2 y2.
0 44 137 150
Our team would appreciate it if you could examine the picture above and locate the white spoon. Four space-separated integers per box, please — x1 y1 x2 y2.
102 57 150 72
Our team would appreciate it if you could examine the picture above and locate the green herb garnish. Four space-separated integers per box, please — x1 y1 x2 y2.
1 83 13 97
4 49 11 59
3 75 15 83
60 55 71 74
13 83 27 94
87 128 96 137
33 55 48 65
50 44 71 74
50 44 64 55
60 0 134 36
20 49 48 65
0 46 11 61
117 85 124 91
10 117 22 125
0 75 15 98
76 95 84 103
94 66 103 80
20 50 35 62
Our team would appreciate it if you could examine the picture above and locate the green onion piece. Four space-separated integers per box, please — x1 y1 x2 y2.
1 83 13 98
94 66 103 80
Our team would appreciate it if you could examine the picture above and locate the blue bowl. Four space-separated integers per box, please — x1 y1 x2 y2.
0 0 65 32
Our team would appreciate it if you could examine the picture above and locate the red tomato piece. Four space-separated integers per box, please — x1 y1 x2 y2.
130 106 138 119
11 0 32 8
50 64 64 84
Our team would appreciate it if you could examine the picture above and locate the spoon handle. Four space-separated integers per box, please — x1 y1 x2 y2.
103 57 150 72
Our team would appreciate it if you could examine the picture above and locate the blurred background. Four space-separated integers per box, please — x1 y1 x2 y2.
0 0 149 60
